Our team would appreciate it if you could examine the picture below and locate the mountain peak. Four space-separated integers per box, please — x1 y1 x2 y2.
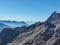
52 11 56 14
46 11 60 24
51 11 60 17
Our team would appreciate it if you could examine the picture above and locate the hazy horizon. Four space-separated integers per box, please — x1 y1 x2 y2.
0 0 60 22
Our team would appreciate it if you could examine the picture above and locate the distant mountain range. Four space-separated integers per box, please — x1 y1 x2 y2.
0 11 60 45
0 23 9 31
0 20 28 27
0 21 29 31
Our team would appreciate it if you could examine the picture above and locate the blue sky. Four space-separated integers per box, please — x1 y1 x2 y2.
0 0 60 22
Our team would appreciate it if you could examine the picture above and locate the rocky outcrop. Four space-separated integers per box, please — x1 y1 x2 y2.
0 28 18 45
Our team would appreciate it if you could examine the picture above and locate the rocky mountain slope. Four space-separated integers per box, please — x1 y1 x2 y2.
7 12 60 45
0 12 60 45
